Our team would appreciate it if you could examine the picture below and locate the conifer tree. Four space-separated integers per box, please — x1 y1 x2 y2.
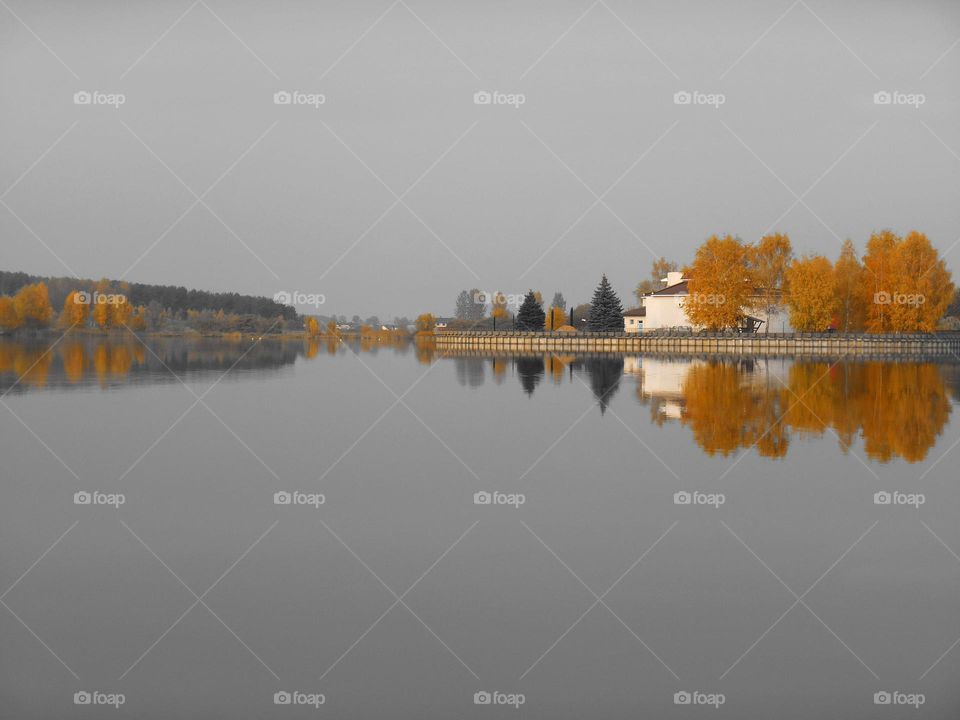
516 290 546 331
587 275 623 331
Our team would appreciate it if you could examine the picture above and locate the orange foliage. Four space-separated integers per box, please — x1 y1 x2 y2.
785 255 837 331
686 235 753 330
0 297 21 331
13 283 53 328
59 291 90 329
668 359 950 462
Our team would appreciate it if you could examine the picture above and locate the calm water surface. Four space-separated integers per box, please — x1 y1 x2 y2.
2 335 960 718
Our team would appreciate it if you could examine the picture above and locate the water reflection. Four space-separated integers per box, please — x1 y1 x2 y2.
440 351 956 464
630 356 954 463
1 336 338 393
3 335 955 464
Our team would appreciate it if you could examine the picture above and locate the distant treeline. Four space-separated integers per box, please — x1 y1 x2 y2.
0 271 297 321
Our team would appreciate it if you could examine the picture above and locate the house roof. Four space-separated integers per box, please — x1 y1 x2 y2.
649 280 689 296
622 307 647 317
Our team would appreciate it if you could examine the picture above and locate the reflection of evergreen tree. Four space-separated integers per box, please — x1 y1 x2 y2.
516 356 545 396
584 356 623 413
454 358 485 387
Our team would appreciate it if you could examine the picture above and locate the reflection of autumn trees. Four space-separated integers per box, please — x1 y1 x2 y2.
679 362 790 458
1 334 367 391
673 360 951 462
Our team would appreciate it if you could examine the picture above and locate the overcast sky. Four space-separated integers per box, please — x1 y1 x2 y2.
2 0 959 317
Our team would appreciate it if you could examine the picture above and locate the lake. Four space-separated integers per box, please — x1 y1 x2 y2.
2 334 959 718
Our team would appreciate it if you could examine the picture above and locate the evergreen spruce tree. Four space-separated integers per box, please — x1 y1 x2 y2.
587 275 624 331
455 290 472 320
516 290 546 331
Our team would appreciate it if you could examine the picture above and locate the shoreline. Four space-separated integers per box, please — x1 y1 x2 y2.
434 330 960 357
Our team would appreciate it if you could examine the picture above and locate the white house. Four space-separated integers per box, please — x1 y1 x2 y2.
623 272 792 333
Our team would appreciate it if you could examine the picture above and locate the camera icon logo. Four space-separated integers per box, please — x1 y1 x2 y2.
74 291 91 305
274 691 292 705
673 491 691 505
673 91 692 105
74 491 92 505
474 491 492 505
473 91 492 105
73 91 92 105
873 291 891 305
273 291 292 305
674 691 691 704
274 491 292 505
74 691 92 704
873 91 892 105
874 491 891 505
274 91 292 105
874 691 891 704
474 691 491 705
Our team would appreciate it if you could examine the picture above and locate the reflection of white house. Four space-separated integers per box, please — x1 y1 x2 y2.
623 272 793 333
629 356 700 419
627 355 792 420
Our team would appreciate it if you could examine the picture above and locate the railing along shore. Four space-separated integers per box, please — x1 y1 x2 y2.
432 330 960 357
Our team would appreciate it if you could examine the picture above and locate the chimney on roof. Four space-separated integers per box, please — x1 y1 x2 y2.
662 271 684 287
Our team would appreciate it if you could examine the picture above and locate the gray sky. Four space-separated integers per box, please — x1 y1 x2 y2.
2 0 959 318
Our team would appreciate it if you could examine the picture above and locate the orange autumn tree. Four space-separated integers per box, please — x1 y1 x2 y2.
305 317 320 337
490 291 509 326
860 230 900 332
109 295 133 328
0 296 21 332
887 231 954 332
59 291 90 329
129 306 148 331
785 255 837 331
13 282 53 328
415 313 436 333
685 235 753 330
860 230 953 332
91 279 111 328
749 233 792 333
833 239 866 332
545 306 566 330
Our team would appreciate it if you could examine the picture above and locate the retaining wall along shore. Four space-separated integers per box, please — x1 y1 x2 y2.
433 331 960 357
